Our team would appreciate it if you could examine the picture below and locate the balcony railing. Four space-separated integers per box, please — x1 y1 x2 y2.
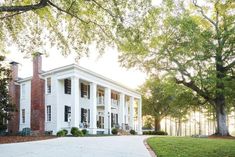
111 99 118 108
97 96 104 105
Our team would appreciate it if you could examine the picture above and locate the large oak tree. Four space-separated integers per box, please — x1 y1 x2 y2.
118 0 235 136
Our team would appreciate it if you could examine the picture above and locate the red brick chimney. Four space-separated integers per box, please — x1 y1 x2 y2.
31 52 45 134
8 61 20 134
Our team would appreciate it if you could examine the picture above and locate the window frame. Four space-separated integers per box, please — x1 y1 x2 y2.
46 77 52 94
81 83 90 99
64 106 71 122
46 105 51 122
64 79 71 95
22 109 25 123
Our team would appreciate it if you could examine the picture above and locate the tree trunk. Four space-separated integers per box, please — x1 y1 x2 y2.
154 117 161 132
215 104 229 136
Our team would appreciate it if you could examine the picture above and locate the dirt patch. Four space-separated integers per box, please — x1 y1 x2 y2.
208 135 235 140
0 136 56 144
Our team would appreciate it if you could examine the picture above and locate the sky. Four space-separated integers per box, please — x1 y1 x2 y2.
7 46 147 90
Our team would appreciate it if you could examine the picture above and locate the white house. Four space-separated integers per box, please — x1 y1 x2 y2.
8 53 142 135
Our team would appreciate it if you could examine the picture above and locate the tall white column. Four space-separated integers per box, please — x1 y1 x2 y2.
130 96 134 130
104 88 111 134
71 77 79 127
119 93 125 129
90 82 97 134
137 98 142 134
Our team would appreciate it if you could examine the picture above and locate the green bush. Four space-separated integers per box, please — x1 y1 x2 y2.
82 129 88 135
130 129 136 135
57 130 66 137
63 129 68 135
143 130 168 135
71 127 84 137
112 128 118 135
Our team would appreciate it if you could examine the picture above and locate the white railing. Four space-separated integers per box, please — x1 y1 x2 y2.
97 96 104 105
111 99 118 108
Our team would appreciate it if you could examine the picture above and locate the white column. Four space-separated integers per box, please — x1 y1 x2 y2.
130 96 134 130
104 88 111 134
71 77 80 127
137 98 142 134
119 93 125 129
90 82 97 134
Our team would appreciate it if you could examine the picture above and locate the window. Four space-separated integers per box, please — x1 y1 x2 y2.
64 106 71 122
46 77 51 94
111 113 118 127
21 84 26 98
111 93 118 100
22 109 25 123
81 83 90 98
46 105 51 121
81 108 90 128
64 79 71 94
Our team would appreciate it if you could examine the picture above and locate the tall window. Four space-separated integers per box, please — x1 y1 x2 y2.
64 106 71 122
21 84 26 98
81 108 90 128
46 77 51 94
64 79 71 94
81 83 90 98
46 105 51 121
22 109 25 123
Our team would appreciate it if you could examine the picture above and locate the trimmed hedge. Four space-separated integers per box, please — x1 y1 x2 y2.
57 130 66 137
82 129 88 135
111 128 118 135
143 130 168 135
62 129 68 135
130 129 136 135
71 127 84 137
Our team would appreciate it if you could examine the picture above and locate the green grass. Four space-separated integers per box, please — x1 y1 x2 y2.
147 136 235 157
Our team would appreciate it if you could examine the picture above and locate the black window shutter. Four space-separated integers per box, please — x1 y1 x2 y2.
116 114 118 124
81 83 84 97
88 85 90 99
81 108 84 123
88 109 90 123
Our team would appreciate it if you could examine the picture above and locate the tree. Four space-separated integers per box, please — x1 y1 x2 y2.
118 0 235 136
0 0 151 56
140 77 174 131
0 55 14 131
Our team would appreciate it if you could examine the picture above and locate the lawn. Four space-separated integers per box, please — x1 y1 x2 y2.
147 136 235 157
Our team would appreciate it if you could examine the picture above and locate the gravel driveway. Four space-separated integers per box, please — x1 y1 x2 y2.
0 136 151 157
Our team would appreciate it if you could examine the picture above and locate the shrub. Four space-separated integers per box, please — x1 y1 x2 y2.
71 127 84 137
82 129 88 135
143 130 168 135
62 129 68 135
130 129 136 135
112 128 118 135
57 130 66 137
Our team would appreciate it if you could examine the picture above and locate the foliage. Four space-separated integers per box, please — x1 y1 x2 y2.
0 0 151 57
147 137 235 157
143 116 153 129
62 129 68 135
140 77 197 131
0 55 15 131
143 131 168 135
21 128 31 136
70 127 83 137
81 129 88 135
119 0 235 136
130 129 136 135
111 128 118 135
56 130 66 137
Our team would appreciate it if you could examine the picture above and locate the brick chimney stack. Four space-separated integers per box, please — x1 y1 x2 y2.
31 52 45 134
8 61 20 134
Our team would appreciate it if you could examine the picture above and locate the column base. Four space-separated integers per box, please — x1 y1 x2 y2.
89 128 97 135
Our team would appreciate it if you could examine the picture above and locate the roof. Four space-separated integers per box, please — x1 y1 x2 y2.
18 64 140 95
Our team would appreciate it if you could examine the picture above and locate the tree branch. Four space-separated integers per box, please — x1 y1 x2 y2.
0 0 48 12
224 60 235 72
192 0 216 27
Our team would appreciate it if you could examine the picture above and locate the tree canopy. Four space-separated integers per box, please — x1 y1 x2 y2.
119 0 235 136
0 0 150 57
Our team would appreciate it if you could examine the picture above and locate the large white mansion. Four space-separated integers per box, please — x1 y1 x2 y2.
8 53 142 135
